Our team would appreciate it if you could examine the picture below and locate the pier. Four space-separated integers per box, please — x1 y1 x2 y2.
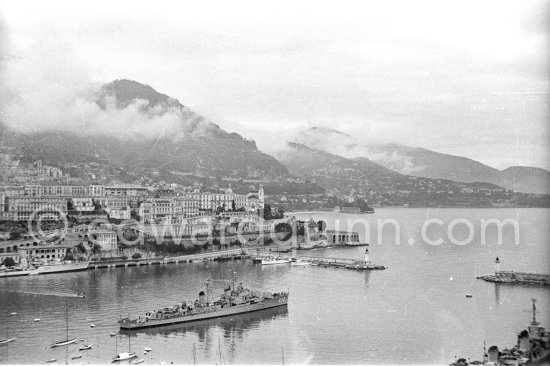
477 271 550 286
245 249 386 271
88 248 246 269
477 257 550 286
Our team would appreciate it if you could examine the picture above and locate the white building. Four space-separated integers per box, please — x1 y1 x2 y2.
72 197 95 212
93 230 118 252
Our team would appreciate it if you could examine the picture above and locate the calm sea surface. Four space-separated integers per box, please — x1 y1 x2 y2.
1 208 549 365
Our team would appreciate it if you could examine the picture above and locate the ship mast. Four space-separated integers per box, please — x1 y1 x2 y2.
65 299 69 341
530 298 539 325
206 279 210 306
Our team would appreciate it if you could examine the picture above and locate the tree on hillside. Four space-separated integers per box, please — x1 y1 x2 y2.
91 244 102 255
131 252 142 260
261 204 272 220
3 257 15 267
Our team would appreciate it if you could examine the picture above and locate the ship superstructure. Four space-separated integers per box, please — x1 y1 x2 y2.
450 299 549 366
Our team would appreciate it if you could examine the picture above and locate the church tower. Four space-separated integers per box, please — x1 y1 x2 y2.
258 184 265 209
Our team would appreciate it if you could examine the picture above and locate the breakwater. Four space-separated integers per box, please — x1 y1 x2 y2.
477 271 550 286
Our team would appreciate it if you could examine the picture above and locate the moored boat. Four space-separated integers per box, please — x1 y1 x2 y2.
112 352 138 362
0 337 16 345
291 260 309 266
261 257 291 265
79 344 92 350
119 279 288 330
51 339 77 347
51 300 76 348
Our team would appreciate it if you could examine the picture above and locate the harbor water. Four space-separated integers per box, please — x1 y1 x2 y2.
1 208 549 364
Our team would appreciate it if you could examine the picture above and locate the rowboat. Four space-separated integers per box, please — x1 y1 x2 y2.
51 339 77 347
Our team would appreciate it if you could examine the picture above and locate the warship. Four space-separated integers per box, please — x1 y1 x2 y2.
119 278 288 330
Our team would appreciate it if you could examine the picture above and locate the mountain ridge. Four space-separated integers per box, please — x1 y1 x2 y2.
297 127 549 194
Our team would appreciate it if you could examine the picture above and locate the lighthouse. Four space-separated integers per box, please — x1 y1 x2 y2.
364 244 370 264
495 257 500 274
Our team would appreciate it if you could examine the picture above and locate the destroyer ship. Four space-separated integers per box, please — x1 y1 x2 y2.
119 279 288 330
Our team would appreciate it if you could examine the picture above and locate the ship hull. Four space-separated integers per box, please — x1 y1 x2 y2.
120 297 288 330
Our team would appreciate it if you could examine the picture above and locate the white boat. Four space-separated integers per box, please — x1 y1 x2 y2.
132 359 145 364
261 257 291 265
34 318 41 322
71 354 82 360
291 260 309 266
51 300 76 348
0 337 16 345
144 347 152 352
113 352 138 362
46 358 57 363
51 339 77 347
79 344 92 350
33 262 90 275
90 324 96 328
110 332 117 337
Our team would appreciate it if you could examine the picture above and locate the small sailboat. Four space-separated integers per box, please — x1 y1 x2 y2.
112 352 138 362
113 332 137 362
1 312 16 346
51 300 77 347
79 344 92 350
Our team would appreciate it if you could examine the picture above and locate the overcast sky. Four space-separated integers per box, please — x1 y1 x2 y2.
1 0 548 169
